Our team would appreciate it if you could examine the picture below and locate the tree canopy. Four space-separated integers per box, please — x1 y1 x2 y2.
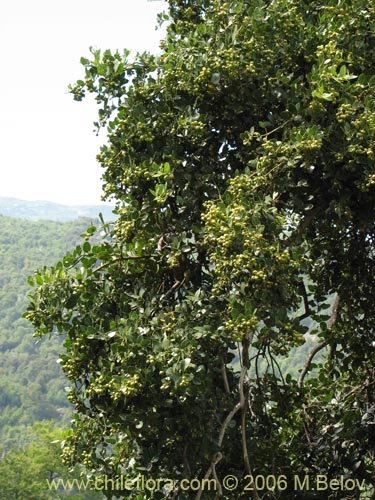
26 1 375 498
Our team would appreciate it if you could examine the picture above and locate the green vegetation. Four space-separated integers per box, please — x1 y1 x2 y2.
23 0 375 499
0 211 317 500
0 214 98 446
0 422 103 499
0 214 109 497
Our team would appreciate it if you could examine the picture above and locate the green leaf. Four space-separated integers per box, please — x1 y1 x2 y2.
35 274 43 285
83 241 91 253
339 65 347 77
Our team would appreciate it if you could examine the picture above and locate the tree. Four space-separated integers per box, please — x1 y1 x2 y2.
0 422 103 499
25 0 375 498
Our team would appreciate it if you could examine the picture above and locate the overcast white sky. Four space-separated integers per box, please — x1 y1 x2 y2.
0 0 167 205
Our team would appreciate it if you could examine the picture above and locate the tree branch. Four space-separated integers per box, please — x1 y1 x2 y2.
218 403 241 448
298 281 310 321
93 254 155 274
195 452 224 500
241 400 251 475
242 331 251 369
238 366 260 500
298 340 328 388
211 458 223 498
197 330 257 499
161 278 184 302
327 294 340 329
298 295 340 388
220 354 231 395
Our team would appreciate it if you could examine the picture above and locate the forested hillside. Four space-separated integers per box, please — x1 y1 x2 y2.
0 196 115 222
0 214 100 447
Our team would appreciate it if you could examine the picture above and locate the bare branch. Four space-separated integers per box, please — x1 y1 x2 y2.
298 281 310 321
161 278 184 302
157 235 165 252
195 402 242 499
218 403 241 447
298 340 328 388
211 459 223 498
195 452 224 500
238 366 247 409
241 403 251 475
238 366 260 500
220 354 231 394
242 331 251 369
197 331 257 499
327 294 340 329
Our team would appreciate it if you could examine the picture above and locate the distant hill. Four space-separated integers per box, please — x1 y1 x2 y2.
0 196 115 222
0 214 104 447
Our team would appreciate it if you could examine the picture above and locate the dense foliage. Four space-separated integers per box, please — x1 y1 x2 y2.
26 1 375 498
0 422 103 499
0 215 99 446
0 212 309 499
